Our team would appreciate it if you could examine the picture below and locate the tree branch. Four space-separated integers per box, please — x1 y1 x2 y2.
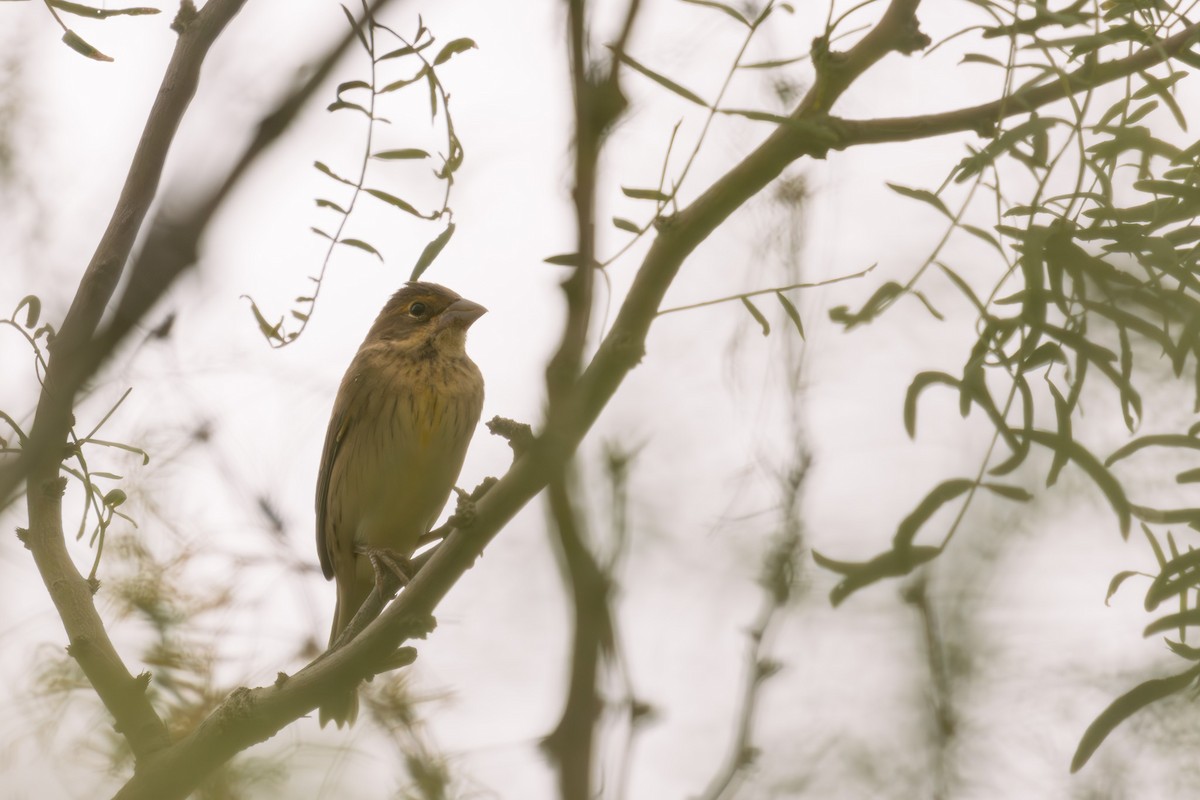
22 0 250 762
99 5 1200 797
827 20 1200 147
17 0 405 768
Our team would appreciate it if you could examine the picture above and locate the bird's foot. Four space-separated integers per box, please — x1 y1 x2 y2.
356 545 415 595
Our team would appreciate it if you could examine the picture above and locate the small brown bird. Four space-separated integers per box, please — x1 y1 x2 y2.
315 281 486 728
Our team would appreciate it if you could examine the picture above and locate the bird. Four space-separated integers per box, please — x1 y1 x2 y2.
315 281 486 728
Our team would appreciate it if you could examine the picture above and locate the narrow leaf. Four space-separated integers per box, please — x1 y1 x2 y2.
48 1 159 18
433 37 478 65
338 238 384 261
612 49 708 106
612 217 641 233
1105 570 1142 606
61 29 113 62
741 297 770 336
893 479 973 550
622 186 671 202
1071 665 1200 772
886 182 950 217
365 188 422 217
372 148 430 160
410 223 456 282
14 295 40 328
776 292 805 339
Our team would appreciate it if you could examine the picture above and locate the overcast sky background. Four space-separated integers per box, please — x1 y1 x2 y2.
1 1 1198 798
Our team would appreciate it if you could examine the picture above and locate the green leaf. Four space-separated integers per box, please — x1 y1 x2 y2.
326 100 371 116
243 297 285 343
544 253 601 268
338 238 384 261
1071 664 1200 773
1106 434 1200 467
813 545 942 606
410 222 456 282
980 483 1033 502
379 69 428 94
336 79 371 95
14 295 40 328
314 161 356 186
886 183 950 217
1046 382 1072 485
433 38 477 66
372 148 431 160
1027 429 1131 536
612 217 641 233
365 188 422 217
829 281 904 329
1105 570 1142 606
48 1 159 18
1133 70 1187 130
622 186 671 202
740 297 770 336
315 198 347 214
904 371 959 438
776 292 805 339
341 4 369 53
612 49 708 106
102 489 127 508
61 29 113 62
894 479 973 550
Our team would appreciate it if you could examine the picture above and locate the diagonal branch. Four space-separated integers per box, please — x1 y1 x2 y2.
99 4 1200 798
22 0 251 762
17 0 405 767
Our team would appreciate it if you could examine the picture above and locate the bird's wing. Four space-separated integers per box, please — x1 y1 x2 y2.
315 405 352 581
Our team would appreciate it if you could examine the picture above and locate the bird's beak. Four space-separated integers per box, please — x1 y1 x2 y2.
439 298 487 329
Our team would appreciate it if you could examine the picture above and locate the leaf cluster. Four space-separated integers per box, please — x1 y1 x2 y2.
245 5 474 347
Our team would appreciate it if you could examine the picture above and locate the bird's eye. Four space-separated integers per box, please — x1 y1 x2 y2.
408 302 427 317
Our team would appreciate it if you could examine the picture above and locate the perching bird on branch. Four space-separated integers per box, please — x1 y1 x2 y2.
315 281 486 728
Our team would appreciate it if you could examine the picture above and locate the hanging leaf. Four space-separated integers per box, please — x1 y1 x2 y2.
410 223 456 282
14 296 40 328
433 37 478 65
741 297 770 336
1072 664 1200 773
611 49 708 106
365 188 422 217
338 238 384 261
893 479 973 550
61 30 113 62
776 292 805 339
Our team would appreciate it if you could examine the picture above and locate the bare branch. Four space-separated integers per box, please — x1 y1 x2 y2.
22 0 251 762
829 21 1200 147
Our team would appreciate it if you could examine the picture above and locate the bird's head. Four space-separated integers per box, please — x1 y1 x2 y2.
366 281 487 357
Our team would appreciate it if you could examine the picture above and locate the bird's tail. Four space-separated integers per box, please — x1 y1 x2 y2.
318 586 367 728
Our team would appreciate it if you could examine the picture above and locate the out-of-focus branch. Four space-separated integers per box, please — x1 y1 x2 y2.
22 0 250 762
542 470 613 800
904 577 954 800
540 2 639 796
